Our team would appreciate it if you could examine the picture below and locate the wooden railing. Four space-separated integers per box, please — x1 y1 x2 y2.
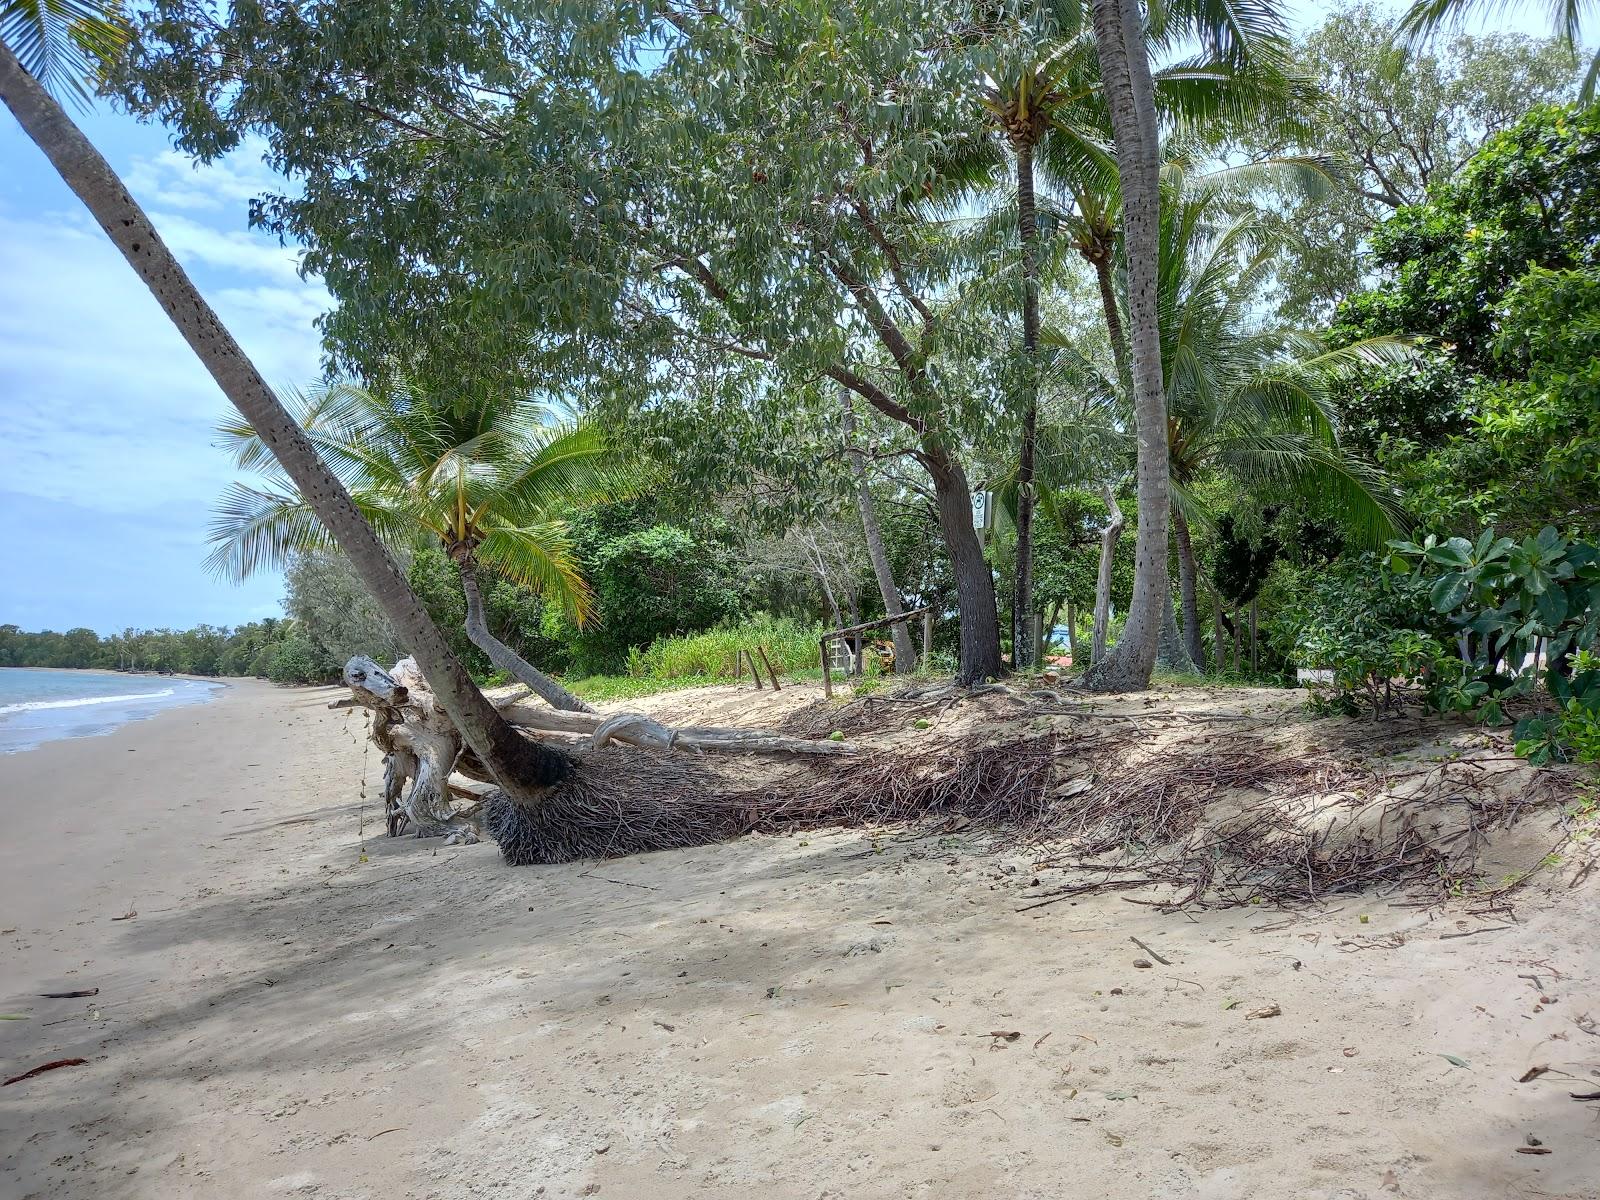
819 608 934 698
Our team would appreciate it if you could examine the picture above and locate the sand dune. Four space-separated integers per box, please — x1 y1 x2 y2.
2 679 1597 1199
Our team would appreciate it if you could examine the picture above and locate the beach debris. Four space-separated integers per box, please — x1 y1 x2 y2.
1440 1054 1470 1069
1515 1146 1552 1155
0 1014 30 1021
3 1058 88 1087
1223 999 1241 1010
653 1020 676 1032
1571 1090 1600 1101
1033 1031 1052 1049
1132 959 1153 969
1104 1132 1124 1147
366 1127 405 1141
1518 1065 1549 1083
1245 1003 1282 1020
1380 1169 1400 1191
1104 1090 1138 1100
987 1030 1022 1044
1343 1047 1358 1057
1130 937 1171 965
38 989 97 999
111 910 137 922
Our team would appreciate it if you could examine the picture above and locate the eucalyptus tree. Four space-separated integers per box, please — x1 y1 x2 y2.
208 382 625 712
1276 4 1575 321
0 4 569 798
1401 0 1600 101
113 0 1012 682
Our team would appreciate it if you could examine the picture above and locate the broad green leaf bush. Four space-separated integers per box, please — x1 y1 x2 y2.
1294 527 1600 763
1283 556 1446 716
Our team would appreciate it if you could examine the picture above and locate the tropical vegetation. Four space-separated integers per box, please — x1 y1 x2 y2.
3 0 1598 772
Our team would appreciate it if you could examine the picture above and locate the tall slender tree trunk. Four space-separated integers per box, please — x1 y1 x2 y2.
1091 484 1125 665
455 556 594 713
1083 0 1173 693
1210 586 1225 676
1249 598 1260 674
1012 139 1042 670
1064 600 1082 666
1089 249 1130 389
840 394 915 671
0 42 566 800
1172 505 1205 669
924 443 1004 684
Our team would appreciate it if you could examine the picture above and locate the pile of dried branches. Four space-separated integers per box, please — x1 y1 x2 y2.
485 734 1063 865
1026 748 1567 911
482 700 1568 912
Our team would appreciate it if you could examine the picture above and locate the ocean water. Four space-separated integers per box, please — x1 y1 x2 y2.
0 668 224 754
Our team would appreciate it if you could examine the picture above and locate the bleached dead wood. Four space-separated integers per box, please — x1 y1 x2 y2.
336 655 855 842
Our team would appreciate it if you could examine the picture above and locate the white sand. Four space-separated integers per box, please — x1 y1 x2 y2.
2 679 1597 1199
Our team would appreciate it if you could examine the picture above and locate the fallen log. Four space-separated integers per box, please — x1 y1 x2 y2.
336 655 854 846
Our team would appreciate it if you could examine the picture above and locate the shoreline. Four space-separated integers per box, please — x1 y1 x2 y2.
0 668 234 756
1 664 239 687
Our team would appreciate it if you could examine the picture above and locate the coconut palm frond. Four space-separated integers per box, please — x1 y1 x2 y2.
204 482 341 583
1 0 127 108
475 522 595 626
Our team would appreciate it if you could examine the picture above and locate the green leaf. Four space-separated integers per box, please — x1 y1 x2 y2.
1430 572 1471 612
1425 538 1473 568
1440 1054 1469 1069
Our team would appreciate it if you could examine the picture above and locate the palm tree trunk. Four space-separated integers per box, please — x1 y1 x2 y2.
1091 484 1125 665
456 557 594 713
1156 587 1199 674
1083 0 1173 693
1090 249 1131 389
1064 600 1081 666
1172 505 1205 669
840 394 915 671
1012 139 1041 670
0 42 567 801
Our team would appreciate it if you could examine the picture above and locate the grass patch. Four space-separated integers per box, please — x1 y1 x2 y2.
624 616 823 679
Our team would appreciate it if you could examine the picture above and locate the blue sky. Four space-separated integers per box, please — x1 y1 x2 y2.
0 1 1563 635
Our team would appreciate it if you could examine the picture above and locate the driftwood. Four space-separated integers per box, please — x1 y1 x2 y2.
337 655 854 845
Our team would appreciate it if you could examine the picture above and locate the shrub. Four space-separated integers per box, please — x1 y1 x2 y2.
624 616 823 680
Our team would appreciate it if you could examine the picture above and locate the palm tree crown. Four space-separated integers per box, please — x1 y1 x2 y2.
210 382 621 623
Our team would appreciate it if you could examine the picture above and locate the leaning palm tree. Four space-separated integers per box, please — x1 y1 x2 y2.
1082 0 1311 689
1400 0 1599 101
0 8 568 799
209 382 630 713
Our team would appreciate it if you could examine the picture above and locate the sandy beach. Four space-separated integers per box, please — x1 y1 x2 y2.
2 679 1598 1199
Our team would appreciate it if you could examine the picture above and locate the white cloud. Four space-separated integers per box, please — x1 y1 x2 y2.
123 138 289 214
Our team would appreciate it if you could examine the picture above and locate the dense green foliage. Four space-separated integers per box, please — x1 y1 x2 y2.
1333 104 1600 538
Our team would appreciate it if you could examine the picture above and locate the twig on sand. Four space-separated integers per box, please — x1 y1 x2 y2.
1129 936 1171 965
1439 925 1512 939
3 1058 87 1086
